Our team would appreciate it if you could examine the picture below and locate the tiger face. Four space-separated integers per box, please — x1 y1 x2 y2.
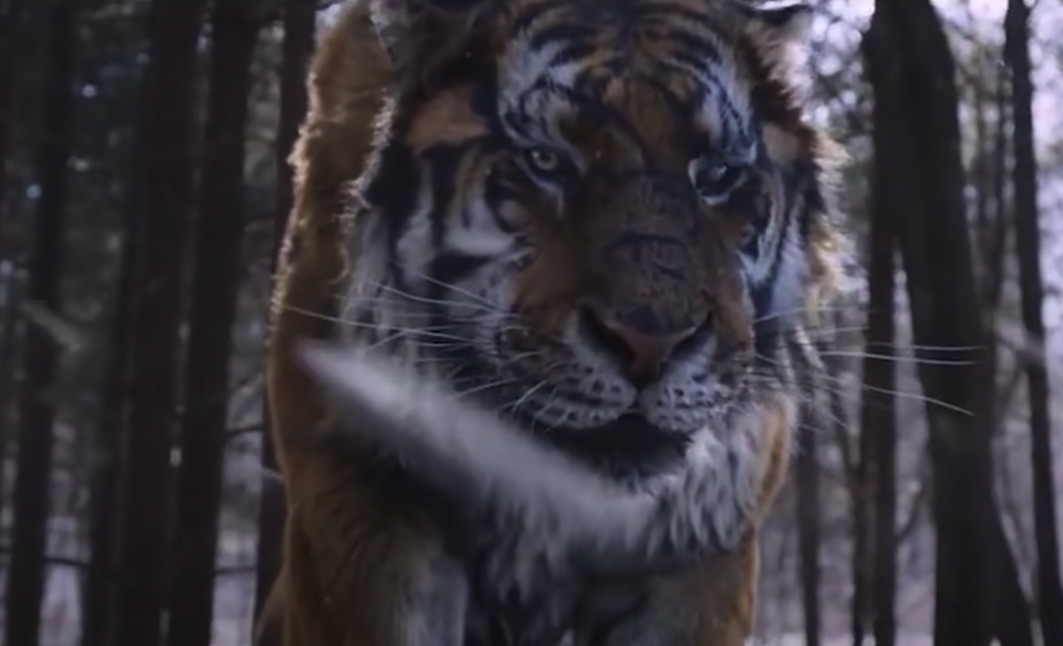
345 0 838 452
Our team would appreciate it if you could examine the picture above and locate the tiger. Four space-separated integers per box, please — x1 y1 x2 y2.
259 0 845 644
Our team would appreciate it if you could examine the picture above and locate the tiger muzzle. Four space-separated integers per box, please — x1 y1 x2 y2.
581 232 713 386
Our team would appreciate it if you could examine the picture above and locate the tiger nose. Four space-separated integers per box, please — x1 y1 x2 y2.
580 307 700 385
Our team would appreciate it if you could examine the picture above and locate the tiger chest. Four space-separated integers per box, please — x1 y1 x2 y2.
461 557 649 646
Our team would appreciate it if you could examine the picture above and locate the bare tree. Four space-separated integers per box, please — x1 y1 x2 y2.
851 395 871 646
863 2 1020 644
1004 2 1063 643
82 118 140 646
81 217 135 646
966 47 1037 646
0 263 21 522
0 0 24 538
795 423 821 646
166 1 260 644
3 2 74 643
107 0 208 643
860 22 899 646
0 0 26 248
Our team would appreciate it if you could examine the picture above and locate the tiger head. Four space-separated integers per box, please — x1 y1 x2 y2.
342 0 842 460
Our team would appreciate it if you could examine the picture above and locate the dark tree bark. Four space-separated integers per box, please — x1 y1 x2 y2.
851 409 871 646
987 74 1009 318
0 0 25 525
859 24 900 646
0 0 27 246
984 57 1037 646
254 0 318 629
108 0 209 644
3 2 74 644
80 216 136 646
863 3 1019 646
865 188 897 646
795 423 821 646
992 519 1037 646
970 59 1036 646
1005 3 1063 643
82 112 146 646
166 1 260 644
0 264 21 521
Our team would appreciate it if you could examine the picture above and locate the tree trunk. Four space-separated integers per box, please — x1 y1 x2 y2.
867 228 897 646
166 1 259 644
0 263 22 527
983 47 1036 646
864 3 1003 645
987 72 1008 318
972 54 1035 646
992 516 1037 646
3 2 74 643
0 0 26 537
108 0 208 644
81 143 143 646
254 0 317 629
851 401 870 646
1004 3 1063 644
81 232 136 646
860 23 899 646
0 0 27 247
795 423 821 646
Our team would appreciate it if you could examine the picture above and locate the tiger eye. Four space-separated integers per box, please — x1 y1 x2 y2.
527 147 562 173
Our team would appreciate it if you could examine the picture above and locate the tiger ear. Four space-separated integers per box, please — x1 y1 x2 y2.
735 1 814 44
735 1 814 98
369 0 491 79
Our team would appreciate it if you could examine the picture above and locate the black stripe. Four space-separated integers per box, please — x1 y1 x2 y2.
366 141 420 288
483 171 521 234
662 26 723 66
509 0 570 36
735 35 803 127
796 159 825 240
751 222 794 357
668 48 713 78
528 20 600 52
553 40 598 67
427 145 464 237
423 145 465 291
429 252 494 287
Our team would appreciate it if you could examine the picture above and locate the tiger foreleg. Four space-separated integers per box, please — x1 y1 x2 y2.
570 534 761 646
294 342 789 590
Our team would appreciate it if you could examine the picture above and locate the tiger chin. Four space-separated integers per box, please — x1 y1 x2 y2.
260 0 846 645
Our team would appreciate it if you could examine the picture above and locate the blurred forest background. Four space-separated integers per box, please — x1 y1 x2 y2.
0 0 1060 645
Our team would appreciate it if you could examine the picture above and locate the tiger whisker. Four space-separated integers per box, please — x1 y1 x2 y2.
404 267 504 309
794 370 973 418
799 323 988 354
815 350 976 366
369 280 512 315
752 303 863 325
751 351 974 417
505 376 557 416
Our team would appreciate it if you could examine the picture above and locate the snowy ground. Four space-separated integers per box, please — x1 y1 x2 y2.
27 558 936 646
